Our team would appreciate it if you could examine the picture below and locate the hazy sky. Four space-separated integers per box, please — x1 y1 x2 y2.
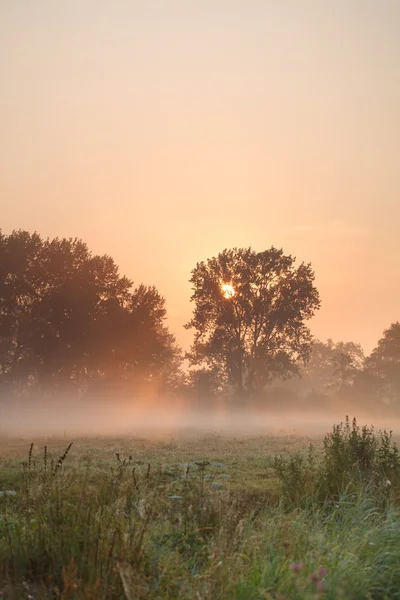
1 1 399 354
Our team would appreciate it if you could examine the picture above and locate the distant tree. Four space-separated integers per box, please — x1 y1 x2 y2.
185 247 320 397
159 345 188 396
302 339 364 392
187 367 223 397
0 230 181 394
332 341 365 389
361 322 400 405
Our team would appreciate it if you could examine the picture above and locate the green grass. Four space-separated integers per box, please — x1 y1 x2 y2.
0 428 399 599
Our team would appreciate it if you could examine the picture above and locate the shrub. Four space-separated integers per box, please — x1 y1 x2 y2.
273 416 400 507
272 444 317 508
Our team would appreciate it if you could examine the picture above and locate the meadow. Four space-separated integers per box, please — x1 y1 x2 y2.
0 419 400 599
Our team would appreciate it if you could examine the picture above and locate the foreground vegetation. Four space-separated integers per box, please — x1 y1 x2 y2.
0 419 400 599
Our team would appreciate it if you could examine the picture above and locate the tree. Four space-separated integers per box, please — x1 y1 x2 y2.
361 322 400 404
187 367 223 397
86 284 182 394
0 230 181 395
332 341 365 389
185 247 320 397
302 339 365 392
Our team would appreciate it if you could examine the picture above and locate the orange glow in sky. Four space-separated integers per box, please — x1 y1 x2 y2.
0 2 399 354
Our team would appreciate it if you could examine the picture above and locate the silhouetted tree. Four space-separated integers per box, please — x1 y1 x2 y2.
187 368 223 397
332 342 364 390
185 247 320 397
85 284 183 394
361 322 400 405
0 230 181 395
302 339 364 392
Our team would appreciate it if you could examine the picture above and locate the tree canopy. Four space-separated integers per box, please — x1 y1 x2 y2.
302 339 365 392
2 229 399 415
0 230 181 395
361 322 400 405
185 247 320 397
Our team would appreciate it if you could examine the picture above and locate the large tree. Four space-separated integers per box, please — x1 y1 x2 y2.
0 230 181 394
185 247 320 396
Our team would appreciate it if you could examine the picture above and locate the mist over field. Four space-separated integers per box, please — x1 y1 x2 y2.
1 233 399 445
1 3 400 595
1 393 399 439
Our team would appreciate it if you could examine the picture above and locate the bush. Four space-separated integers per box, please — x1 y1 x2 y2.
273 416 400 507
272 444 317 508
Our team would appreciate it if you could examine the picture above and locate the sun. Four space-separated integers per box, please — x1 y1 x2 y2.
221 283 235 299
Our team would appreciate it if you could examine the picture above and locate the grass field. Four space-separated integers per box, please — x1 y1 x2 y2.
0 422 400 599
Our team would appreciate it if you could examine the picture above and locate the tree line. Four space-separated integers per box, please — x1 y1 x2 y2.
0 230 399 412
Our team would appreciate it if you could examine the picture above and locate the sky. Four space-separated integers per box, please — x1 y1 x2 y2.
1 0 399 355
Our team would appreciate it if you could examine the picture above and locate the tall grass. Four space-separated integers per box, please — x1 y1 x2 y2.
0 419 399 598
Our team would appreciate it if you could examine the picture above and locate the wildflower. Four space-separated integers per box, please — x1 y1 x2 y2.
311 568 328 585
211 482 223 490
290 562 304 572
316 580 326 592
